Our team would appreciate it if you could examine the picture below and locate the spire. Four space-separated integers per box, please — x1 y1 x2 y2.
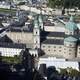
34 16 39 28
65 15 77 31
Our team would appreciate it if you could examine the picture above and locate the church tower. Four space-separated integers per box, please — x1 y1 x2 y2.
33 17 40 49
38 14 44 30
65 16 78 35
64 16 78 59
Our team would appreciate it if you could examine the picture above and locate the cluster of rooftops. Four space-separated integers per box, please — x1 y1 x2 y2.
0 14 80 48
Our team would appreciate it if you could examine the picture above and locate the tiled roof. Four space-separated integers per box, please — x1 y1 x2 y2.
47 32 65 37
42 39 64 45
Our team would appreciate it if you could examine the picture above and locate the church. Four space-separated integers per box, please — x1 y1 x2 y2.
1 13 80 59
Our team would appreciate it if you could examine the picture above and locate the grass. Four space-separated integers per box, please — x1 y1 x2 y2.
0 56 21 64
0 8 16 13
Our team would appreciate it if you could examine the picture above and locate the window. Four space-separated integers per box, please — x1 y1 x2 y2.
67 31 68 33
48 50 50 51
54 50 56 52
70 44 72 46
64 48 66 50
70 32 72 34
36 41 37 43
59 50 61 52
59 46 62 48
69 53 71 55
43 46 45 48
54 46 56 48
69 49 72 51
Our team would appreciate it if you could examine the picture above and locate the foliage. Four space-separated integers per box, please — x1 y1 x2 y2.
0 8 16 13
47 66 59 80
60 68 80 77
67 68 80 77
1 55 21 64
60 68 68 75
48 0 80 9
48 0 64 8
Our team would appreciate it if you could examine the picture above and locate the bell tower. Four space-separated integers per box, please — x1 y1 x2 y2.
33 17 40 49
38 14 44 30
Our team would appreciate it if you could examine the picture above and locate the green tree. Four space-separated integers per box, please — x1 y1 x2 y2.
64 0 80 9
48 0 64 8
48 0 80 9
60 68 68 75
67 68 80 77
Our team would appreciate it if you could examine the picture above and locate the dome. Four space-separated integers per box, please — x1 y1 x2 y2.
65 16 77 31
64 36 78 42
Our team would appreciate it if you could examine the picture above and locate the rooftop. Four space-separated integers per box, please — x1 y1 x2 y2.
47 32 65 38
65 16 78 31
8 23 33 32
64 36 78 42
0 42 26 49
0 35 13 43
0 35 26 49
44 21 55 26
42 39 64 45
40 54 64 59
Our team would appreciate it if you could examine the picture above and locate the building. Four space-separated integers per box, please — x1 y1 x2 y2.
6 19 33 48
5 14 80 59
41 15 80 59
0 35 26 57
1 13 80 60
38 56 80 71
0 1 11 9
1 12 80 70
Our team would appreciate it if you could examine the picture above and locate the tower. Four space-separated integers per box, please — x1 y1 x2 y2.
64 36 78 59
64 16 78 59
38 14 44 30
65 16 78 35
33 17 40 49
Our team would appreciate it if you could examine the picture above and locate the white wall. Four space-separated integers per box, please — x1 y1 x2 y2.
0 47 23 57
44 25 65 32
38 57 79 71
41 44 64 57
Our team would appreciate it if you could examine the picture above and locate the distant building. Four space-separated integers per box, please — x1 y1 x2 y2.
41 16 80 59
1 12 80 60
38 56 80 71
6 19 33 48
13 0 27 4
0 35 26 57
0 1 11 9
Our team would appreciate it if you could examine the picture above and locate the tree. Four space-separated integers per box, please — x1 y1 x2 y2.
33 70 45 80
60 68 68 75
68 68 80 77
47 66 59 80
48 0 64 8
48 0 80 9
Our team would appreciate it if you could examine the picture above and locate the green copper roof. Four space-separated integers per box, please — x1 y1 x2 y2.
38 14 43 23
64 36 78 42
34 16 39 28
70 15 74 22
34 19 39 28
65 16 77 31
